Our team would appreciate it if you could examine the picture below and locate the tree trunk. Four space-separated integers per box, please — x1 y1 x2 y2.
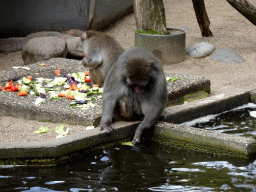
226 0 256 25
133 0 169 35
192 0 213 37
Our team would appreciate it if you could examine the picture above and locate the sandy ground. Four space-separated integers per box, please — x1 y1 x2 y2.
1 0 256 143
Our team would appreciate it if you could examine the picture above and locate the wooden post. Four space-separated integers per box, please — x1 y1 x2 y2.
192 0 213 37
226 0 256 25
133 0 169 34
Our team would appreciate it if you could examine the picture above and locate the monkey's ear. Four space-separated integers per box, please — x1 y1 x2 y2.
81 32 87 40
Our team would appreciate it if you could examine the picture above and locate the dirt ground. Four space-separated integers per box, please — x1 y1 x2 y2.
1 0 256 143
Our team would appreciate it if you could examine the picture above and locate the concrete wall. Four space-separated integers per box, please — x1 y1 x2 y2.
0 0 133 38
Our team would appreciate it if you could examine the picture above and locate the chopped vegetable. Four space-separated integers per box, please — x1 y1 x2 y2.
167 77 185 82
66 94 75 100
18 91 28 96
49 92 62 100
51 77 67 86
44 87 62 92
40 63 46 66
86 126 94 130
22 77 32 84
4 81 13 91
85 76 91 83
54 124 69 136
69 84 78 90
32 84 44 95
18 84 30 93
92 84 99 88
10 84 20 92
40 93 46 98
27 76 33 81
35 97 45 106
122 141 134 146
57 93 66 97
34 126 50 134
13 66 30 71
85 71 89 76
55 70 61 75
0 85 2 91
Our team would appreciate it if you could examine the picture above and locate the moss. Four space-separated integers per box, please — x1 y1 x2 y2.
135 29 170 35
152 135 247 158
184 90 209 103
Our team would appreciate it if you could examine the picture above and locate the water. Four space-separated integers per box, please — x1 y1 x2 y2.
1 143 256 191
184 103 256 139
3 103 256 191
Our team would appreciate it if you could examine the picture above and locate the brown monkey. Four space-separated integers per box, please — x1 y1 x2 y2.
99 46 168 145
80 31 124 87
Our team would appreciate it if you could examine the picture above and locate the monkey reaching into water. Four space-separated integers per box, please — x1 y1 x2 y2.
67 31 124 87
99 46 168 145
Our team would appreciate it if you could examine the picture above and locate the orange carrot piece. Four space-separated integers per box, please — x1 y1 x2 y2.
69 84 78 90
18 92 28 96
92 84 99 88
57 93 66 97
85 71 89 76
0 85 2 91
27 76 33 81
55 70 61 75
66 95 74 100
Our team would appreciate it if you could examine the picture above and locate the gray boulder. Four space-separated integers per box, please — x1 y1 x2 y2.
0 37 30 53
186 42 215 58
25 31 73 40
210 48 246 63
63 29 85 37
22 37 67 65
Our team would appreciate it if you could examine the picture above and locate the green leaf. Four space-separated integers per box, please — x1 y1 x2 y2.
34 126 50 134
168 77 185 82
54 124 69 135
122 142 134 146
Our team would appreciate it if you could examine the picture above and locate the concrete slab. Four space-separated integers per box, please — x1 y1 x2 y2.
0 58 211 163
154 87 256 157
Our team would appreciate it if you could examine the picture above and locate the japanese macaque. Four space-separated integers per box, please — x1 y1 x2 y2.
99 46 168 145
67 31 124 87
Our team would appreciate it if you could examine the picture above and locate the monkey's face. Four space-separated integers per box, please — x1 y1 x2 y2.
125 58 151 94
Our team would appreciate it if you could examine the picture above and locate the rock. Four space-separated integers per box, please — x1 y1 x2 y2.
210 48 246 63
186 42 215 58
66 37 84 57
0 37 30 53
22 37 67 65
25 31 73 40
63 29 85 37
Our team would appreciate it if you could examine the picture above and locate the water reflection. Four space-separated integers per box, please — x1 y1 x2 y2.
1 144 256 191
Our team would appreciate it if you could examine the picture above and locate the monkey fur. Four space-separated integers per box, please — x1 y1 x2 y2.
80 31 124 87
99 46 168 145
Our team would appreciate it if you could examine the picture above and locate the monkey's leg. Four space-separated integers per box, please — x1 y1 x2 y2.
132 104 164 144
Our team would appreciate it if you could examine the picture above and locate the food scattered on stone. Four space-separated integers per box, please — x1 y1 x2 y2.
54 124 69 138
34 126 50 134
0 70 103 111
166 77 185 82
122 141 133 146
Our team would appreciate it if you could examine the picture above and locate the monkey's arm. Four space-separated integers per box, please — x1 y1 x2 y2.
132 103 165 144
99 93 117 134
133 75 168 144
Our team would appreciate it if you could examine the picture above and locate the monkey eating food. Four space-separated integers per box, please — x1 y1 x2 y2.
81 31 124 87
99 46 168 145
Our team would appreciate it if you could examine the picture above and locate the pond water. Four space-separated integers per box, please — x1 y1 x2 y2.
2 103 256 191
1 142 256 192
184 103 256 139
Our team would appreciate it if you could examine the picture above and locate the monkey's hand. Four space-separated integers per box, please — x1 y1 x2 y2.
100 124 114 134
132 129 143 145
